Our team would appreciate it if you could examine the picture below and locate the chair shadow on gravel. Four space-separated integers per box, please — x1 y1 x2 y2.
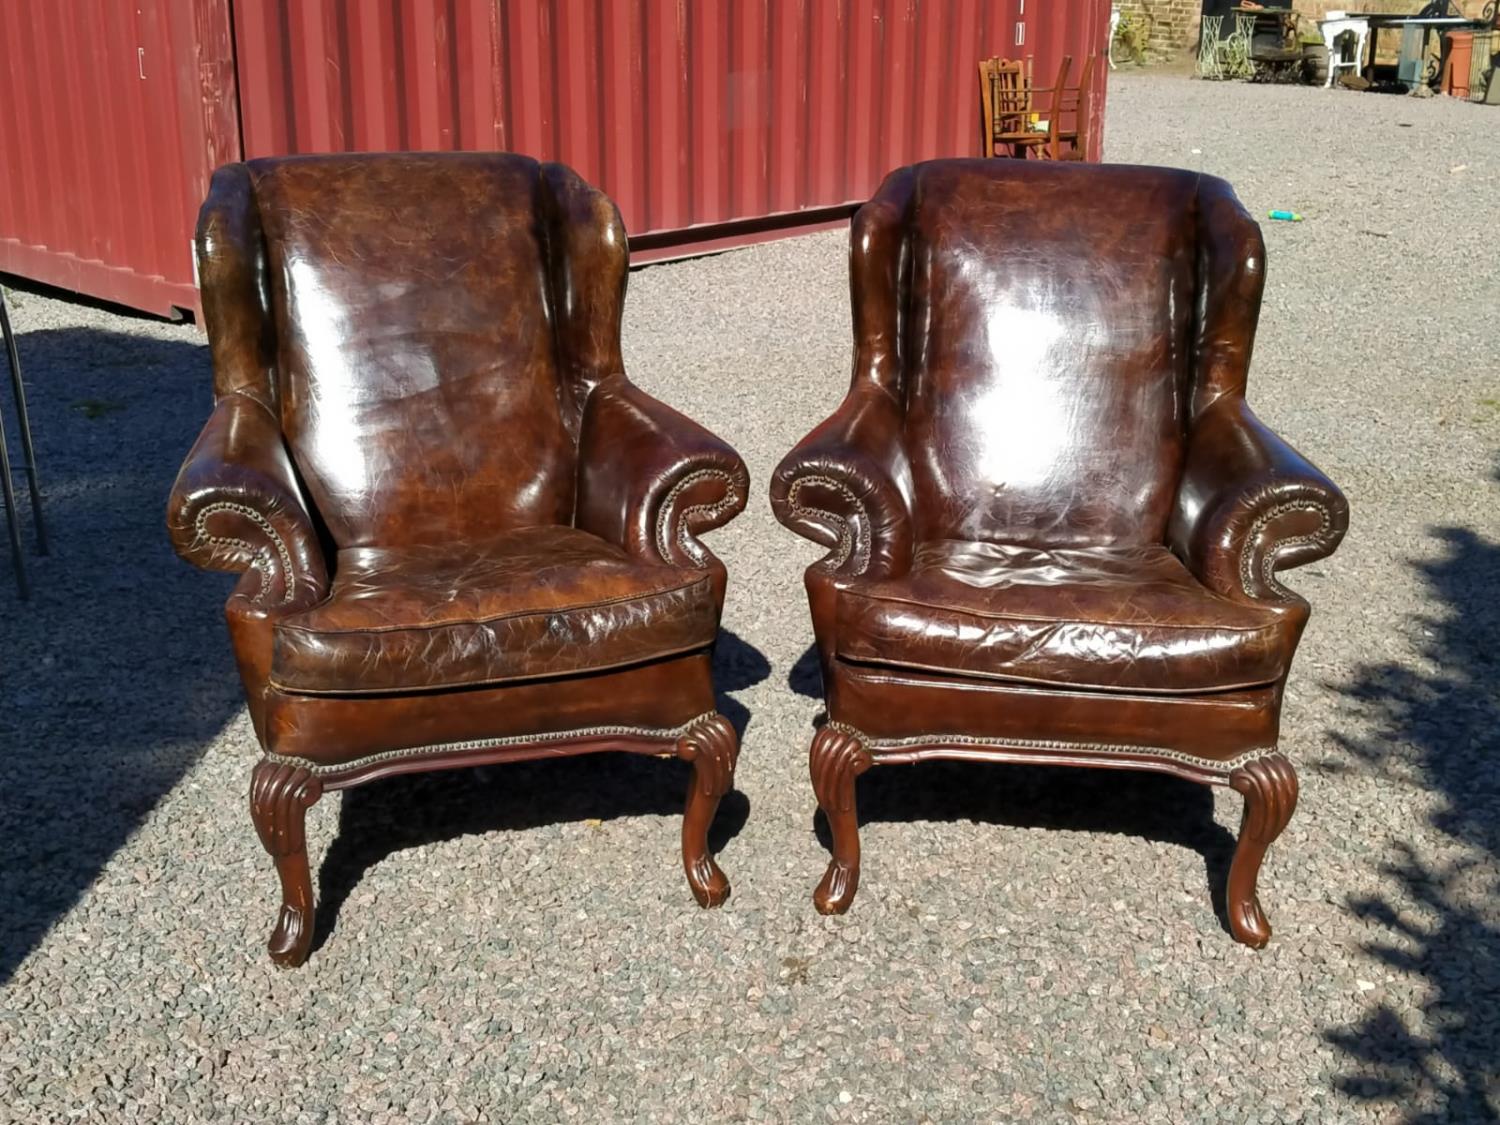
1321 519 1500 1123
789 643 823 698
310 630 765 955
0 325 245 985
791 645 1242 931
713 629 772 740
813 760 1239 929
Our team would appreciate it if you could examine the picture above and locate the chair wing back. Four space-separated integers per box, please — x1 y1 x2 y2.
197 153 628 549
860 160 1213 548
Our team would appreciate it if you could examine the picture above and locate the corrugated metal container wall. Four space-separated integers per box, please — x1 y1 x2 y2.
233 0 1112 252
0 0 238 316
0 0 1111 316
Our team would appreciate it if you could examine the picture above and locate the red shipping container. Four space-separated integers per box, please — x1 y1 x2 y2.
0 0 1111 318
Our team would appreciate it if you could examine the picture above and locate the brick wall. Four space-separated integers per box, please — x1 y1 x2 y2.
1114 0 1493 64
1116 0 1201 62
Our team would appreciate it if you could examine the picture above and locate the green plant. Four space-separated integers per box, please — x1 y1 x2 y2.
1115 10 1150 64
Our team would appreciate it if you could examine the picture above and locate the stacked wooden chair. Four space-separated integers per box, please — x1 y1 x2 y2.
979 54 1097 162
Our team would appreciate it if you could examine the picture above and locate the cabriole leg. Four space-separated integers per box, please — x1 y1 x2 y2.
676 714 739 908
809 726 873 914
1226 753 1299 949
249 760 323 967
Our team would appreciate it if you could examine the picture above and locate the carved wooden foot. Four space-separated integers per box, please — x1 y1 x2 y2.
249 760 323 968
1226 753 1299 949
676 714 739 908
809 726 874 915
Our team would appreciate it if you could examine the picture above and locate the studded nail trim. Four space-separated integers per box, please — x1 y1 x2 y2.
1241 501 1334 598
785 474 868 574
656 468 742 567
264 713 718 776
196 501 295 606
827 721 1276 774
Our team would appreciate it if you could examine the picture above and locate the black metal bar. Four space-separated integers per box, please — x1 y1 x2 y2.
0 288 45 555
0 377 28 599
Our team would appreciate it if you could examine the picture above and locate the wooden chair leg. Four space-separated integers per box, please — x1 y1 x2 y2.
809 726 874 914
249 760 323 968
1226 753 1299 948
676 714 738 908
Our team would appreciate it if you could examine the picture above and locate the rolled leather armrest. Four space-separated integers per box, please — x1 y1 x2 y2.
770 383 914 580
575 374 749 573
166 391 329 612
1168 396 1348 603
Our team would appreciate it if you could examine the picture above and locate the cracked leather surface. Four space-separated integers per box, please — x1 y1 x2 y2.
836 540 1300 694
272 526 717 694
772 159 1347 758
168 154 743 754
250 155 575 547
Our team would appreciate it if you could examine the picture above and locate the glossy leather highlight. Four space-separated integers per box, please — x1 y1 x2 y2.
169 153 747 724
167 154 747 963
253 155 573 547
271 527 718 695
772 159 1348 942
836 540 1301 694
902 161 1197 548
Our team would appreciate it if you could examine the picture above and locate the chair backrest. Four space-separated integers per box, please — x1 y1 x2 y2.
196 153 629 549
851 160 1241 549
1067 55 1096 156
1040 55 1073 158
978 57 1031 155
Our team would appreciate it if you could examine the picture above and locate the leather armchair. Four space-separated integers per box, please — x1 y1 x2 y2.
169 154 748 966
771 160 1347 947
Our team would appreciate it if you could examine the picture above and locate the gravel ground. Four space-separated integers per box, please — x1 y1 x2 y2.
2 73 1497 1123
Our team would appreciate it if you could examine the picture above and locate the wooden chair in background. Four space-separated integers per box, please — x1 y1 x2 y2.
1046 53 1096 161
978 57 1032 157
979 54 1096 161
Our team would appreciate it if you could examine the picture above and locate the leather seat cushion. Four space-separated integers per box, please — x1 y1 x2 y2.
272 526 717 694
835 540 1302 695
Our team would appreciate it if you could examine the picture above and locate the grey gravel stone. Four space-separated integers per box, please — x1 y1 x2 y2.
1 72 1497 1122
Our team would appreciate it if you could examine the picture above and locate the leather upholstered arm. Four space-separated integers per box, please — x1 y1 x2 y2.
575 374 749 578
770 383 914 581
166 391 329 613
1168 396 1348 604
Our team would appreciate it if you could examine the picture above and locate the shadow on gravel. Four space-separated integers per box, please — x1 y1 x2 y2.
315 747 754 957
814 761 1239 932
310 635 764 955
788 643 822 699
1324 523 1500 1122
714 629 771 740
0 322 774 980
0 326 241 985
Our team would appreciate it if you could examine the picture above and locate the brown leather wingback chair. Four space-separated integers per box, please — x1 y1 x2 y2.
770 160 1348 947
168 154 748 967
